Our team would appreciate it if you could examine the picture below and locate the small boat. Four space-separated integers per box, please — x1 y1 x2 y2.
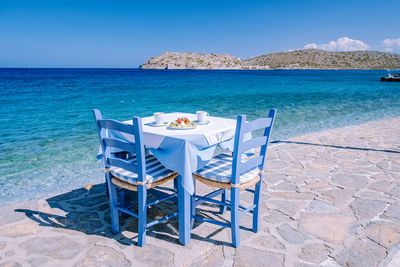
381 73 400 82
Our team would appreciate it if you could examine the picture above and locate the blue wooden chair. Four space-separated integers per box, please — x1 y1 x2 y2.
93 109 178 246
192 109 276 247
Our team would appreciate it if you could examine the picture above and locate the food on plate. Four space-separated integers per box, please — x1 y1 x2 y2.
168 117 197 128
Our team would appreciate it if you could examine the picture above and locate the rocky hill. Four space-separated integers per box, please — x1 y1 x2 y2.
139 52 268 70
244 49 400 69
140 49 400 70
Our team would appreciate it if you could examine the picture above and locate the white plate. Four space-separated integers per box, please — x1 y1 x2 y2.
194 120 210 125
167 125 197 130
149 122 168 127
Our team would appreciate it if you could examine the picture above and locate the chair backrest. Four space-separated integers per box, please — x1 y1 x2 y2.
231 109 277 184
93 109 146 182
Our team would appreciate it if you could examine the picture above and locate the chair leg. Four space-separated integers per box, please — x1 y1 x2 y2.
174 178 178 193
252 181 262 233
105 174 110 197
119 190 129 218
220 189 228 214
191 179 196 229
106 174 119 234
231 187 240 248
138 184 147 247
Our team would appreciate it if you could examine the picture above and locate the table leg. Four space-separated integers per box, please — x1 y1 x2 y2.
178 175 191 245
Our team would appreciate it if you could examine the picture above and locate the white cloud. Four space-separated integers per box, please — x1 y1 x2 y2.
382 38 400 52
303 37 370 52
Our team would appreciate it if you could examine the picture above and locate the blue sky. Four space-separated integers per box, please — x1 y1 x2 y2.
0 0 399 67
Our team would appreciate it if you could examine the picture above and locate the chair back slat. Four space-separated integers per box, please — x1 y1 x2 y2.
98 119 135 135
103 138 136 154
239 155 263 175
107 157 138 173
93 109 147 183
239 136 268 153
242 118 272 134
231 109 277 184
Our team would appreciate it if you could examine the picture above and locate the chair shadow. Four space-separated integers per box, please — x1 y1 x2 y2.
14 183 237 247
271 140 400 154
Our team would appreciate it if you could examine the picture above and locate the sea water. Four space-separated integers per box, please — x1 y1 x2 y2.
1 68 399 205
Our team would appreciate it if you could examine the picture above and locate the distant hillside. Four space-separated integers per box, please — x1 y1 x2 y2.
140 49 400 70
244 49 400 69
139 52 268 70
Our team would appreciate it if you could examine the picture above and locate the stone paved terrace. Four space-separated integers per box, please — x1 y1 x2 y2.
1 117 400 267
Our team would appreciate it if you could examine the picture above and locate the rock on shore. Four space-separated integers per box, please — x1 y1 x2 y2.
139 52 268 70
140 49 400 70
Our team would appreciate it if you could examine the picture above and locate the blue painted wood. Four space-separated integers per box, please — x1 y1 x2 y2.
147 212 179 228
147 193 177 207
238 155 263 174
231 187 240 247
239 136 268 153
193 215 231 228
106 157 138 173
138 184 147 247
116 206 139 218
242 117 272 133
98 119 135 135
193 188 224 207
178 174 191 245
106 172 120 234
93 109 178 247
93 110 110 194
220 189 228 214
194 195 230 207
191 179 196 229
239 204 256 217
103 138 136 154
252 181 261 232
191 109 277 247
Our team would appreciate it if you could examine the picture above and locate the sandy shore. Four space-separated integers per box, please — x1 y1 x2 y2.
0 117 399 266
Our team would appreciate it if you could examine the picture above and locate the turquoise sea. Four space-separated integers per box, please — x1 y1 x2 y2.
1 68 400 206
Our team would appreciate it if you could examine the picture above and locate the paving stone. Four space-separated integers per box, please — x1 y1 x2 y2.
233 246 284 267
4 250 14 257
265 173 287 185
277 224 308 244
0 201 39 227
272 180 298 191
302 180 333 191
67 194 108 207
0 222 40 237
381 203 400 222
298 243 332 264
252 234 285 250
57 211 104 233
75 246 131 267
304 200 338 213
320 188 354 205
350 198 387 222
334 238 387 267
299 213 356 244
19 236 84 260
0 262 22 267
129 244 174 266
368 180 393 193
269 192 316 200
269 200 305 217
26 257 49 267
331 173 368 189
388 186 400 198
263 209 292 224
189 246 225 267
363 221 400 249
1 117 400 267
